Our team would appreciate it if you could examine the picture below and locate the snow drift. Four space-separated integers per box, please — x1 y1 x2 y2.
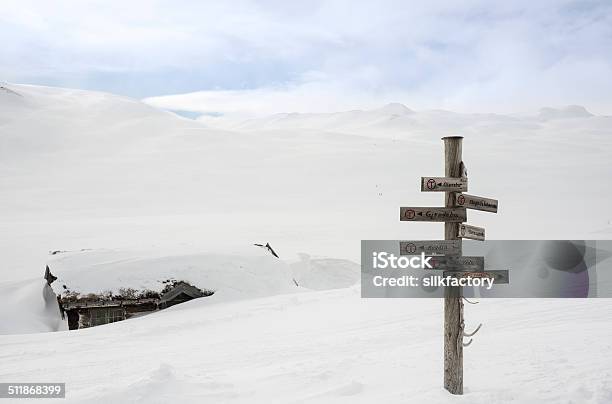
0 248 359 335
0 279 67 335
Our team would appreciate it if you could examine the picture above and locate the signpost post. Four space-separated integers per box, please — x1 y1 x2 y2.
442 136 464 395
398 136 502 395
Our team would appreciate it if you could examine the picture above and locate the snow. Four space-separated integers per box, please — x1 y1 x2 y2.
47 250 298 300
1 83 612 402
1 84 611 284
0 248 359 334
1 289 612 403
0 279 67 335
537 105 594 121
44 248 358 302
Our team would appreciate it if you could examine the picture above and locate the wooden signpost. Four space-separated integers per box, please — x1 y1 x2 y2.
399 240 462 256
398 136 503 395
458 224 486 241
421 177 468 192
455 193 498 213
400 207 466 222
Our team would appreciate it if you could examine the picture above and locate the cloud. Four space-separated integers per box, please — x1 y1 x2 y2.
2 0 612 113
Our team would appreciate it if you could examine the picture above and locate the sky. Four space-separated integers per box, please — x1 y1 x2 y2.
2 0 612 116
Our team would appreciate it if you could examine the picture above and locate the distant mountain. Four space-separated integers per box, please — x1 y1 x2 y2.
226 102 414 133
537 105 594 121
207 103 603 137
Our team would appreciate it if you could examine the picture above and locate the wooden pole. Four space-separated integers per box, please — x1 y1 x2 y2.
443 136 464 395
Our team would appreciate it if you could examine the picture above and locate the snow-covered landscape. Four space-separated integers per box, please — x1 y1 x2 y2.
3 288 612 403
2 83 610 285
1 82 611 402
2 1 612 402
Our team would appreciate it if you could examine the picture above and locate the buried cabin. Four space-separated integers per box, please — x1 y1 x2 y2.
45 267 213 330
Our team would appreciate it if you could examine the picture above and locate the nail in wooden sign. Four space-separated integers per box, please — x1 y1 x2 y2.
455 193 498 213
400 207 467 222
421 177 468 192
458 224 485 241
399 240 462 256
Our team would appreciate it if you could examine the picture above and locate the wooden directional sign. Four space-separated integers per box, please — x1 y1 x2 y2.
399 240 461 256
443 270 509 285
400 207 467 222
455 193 498 213
458 224 485 241
421 177 467 192
427 256 484 271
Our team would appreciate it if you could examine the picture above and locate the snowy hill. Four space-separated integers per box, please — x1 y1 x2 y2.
1 83 612 402
1 83 611 284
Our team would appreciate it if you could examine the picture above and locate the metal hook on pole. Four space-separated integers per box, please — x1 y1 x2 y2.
462 323 482 348
463 323 482 338
463 297 479 305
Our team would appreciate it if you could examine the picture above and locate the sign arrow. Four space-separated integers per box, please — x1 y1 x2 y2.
421 177 468 192
400 207 467 222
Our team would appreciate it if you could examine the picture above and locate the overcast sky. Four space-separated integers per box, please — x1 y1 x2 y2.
2 0 612 115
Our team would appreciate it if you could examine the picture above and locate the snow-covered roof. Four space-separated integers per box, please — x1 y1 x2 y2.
46 248 359 304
